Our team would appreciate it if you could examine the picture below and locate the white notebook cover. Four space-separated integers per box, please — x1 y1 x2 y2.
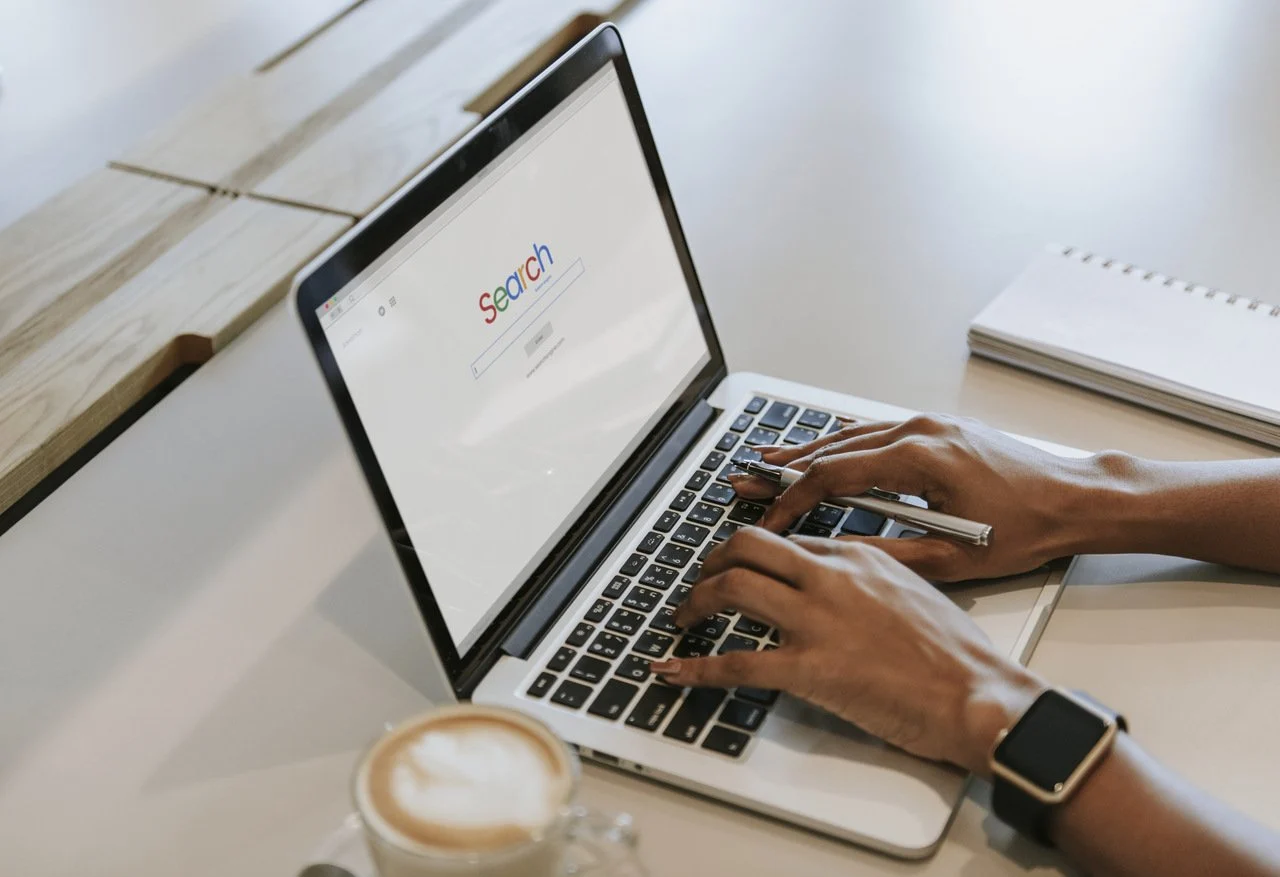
970 246 1280 429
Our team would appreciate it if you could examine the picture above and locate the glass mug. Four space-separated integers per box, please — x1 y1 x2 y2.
316 704 646 877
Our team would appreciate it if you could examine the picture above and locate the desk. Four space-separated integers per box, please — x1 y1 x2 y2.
2 1 1279 874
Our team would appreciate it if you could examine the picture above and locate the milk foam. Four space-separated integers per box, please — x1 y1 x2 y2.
388 724 560 832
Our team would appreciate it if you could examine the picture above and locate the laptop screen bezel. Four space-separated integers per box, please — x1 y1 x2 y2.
294 24 726 688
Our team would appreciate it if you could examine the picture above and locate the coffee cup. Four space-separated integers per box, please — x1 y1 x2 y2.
344 704 643 876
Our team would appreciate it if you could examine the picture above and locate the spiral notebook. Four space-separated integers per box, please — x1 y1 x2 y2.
969 245 1280 447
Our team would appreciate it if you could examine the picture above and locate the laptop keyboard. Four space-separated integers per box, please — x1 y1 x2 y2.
524 395 894 759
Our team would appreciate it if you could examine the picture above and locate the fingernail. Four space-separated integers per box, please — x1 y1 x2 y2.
755 445 782 453
651 659 682 676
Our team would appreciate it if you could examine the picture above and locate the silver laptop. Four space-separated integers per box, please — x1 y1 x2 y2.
293 24 1067 858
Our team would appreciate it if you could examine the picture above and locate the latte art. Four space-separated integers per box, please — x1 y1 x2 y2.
357 710 575 854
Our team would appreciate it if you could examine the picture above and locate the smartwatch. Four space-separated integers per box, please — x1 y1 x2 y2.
990 688 1127 845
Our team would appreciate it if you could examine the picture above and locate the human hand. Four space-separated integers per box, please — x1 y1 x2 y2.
731 414 1098 582
650 529 1045 774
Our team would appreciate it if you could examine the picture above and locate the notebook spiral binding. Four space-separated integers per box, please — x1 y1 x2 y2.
1056 244 1280 319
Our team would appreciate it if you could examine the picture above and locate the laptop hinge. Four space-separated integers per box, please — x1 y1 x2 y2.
497 399 718 663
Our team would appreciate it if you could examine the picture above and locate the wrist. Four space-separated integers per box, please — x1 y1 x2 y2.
954 657 1048 776
1052 450 1158 556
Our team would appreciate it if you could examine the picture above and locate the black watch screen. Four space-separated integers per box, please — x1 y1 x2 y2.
994 689 1111 792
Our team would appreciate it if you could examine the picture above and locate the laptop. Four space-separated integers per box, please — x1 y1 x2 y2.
294 24 1070 858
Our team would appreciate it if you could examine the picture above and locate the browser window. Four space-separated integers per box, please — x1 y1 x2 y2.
320 66 710 652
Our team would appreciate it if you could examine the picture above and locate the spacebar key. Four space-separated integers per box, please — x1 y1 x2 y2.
662 688 727 743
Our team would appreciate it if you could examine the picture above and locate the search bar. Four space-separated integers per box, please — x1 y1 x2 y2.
470 257 585 379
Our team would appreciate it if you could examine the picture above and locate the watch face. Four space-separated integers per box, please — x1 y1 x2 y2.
994 690 1110 792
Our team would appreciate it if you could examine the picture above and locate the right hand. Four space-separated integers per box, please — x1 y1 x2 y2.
730 414 1100 582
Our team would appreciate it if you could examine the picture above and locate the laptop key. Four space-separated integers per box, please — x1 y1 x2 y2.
623 586 662 613
671 522 710 547
685 470 711 490
841 508 887 536
727 501 766 525
797 409 832 430
807 505 844 528
717 462 744 484
758 402 799 431
713 521 742 542
606 609 646 636
682 562 703 585
587 679 640 720
701 725 751 758
670 490 696 512
603 575 630 600
744 427 780 446
716 432 738 452
797 522 832 538
620 554 646 576
625 683 682 732
637 531 663 554
731 445 763 465
702 483 736 506
744 396 768 414
674 634 716 659
736 687 779 705
649 607 680 633
700 451 725 471
688 616 728 639
698 541 716 562
734 616 770 638
719 634 759 654
687 502 725 526
585 598 612 623
827 420 843 434
570 655 611 684
654 510 680 533
566 621 595 647
589 632 628 659
656 543 694 569
784 426 819 445
634 630 675 658
551 680 593 709
615 654 652 682
665 584 691 607
527 672 557 699
730 413 753 432
640 564 678 590
547 646 576 672
663 688 727 743
719 698 767 731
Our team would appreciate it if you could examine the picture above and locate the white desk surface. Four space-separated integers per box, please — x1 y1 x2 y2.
3 1 1280 874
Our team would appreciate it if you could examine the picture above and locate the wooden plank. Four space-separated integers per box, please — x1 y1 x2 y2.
0 170 207 356
252 3 615 216
114 0 480 192
0 193 349 515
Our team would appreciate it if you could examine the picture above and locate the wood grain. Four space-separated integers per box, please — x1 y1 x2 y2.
113 0 482 193
0 185 349 515
252 2 617 216
115 0 630 217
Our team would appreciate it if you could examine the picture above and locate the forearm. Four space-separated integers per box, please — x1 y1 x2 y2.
1050 734 1280 877
1061 453 1280 574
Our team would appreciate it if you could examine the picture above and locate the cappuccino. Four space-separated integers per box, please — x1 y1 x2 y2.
354 706 577 874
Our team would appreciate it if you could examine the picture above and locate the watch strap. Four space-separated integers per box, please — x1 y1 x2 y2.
992 690 1127 846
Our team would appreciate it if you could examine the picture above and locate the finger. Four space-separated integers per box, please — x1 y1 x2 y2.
725 472 779 499
673 567 805 630
781 422 910 474
650 647 796 690
759 443 930 532
796 533 971 582
756 420 899 466
700 527 823 588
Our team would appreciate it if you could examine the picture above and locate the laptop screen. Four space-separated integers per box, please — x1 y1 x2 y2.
316 65 710 653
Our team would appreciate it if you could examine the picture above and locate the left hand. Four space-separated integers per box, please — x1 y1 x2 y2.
649 528 1045 774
